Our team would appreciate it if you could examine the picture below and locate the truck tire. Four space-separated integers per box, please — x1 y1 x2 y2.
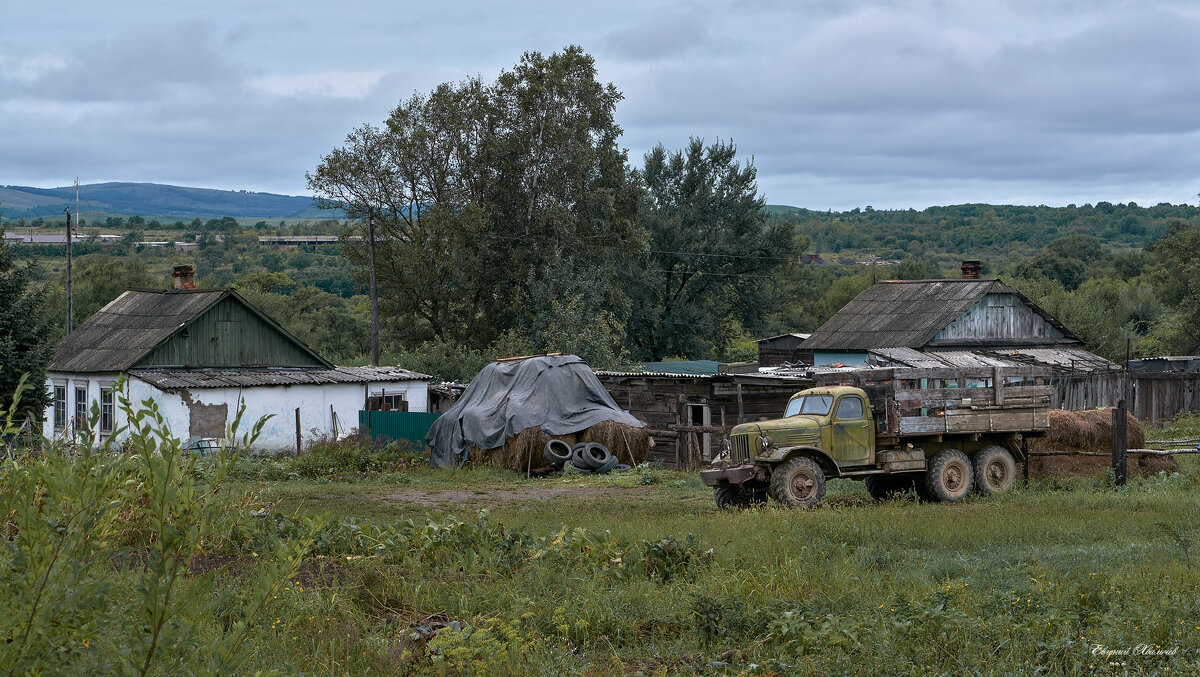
924 449 974 503
714 485 747 510
864 475 917 500
768 457 826 508
974 445 1017 496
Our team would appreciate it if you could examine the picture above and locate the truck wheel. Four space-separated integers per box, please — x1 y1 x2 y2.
768 458 826 508
974 445 1017 496
924 449 974 502
714 486 746 509
714 483 768 510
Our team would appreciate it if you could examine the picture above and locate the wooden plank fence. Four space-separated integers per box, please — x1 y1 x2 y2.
1054 370 1200 422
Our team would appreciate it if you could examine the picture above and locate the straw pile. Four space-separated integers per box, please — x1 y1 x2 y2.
467 420 651 471
1027 409 1176 480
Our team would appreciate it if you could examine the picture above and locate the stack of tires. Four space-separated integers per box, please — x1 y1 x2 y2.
543 440 631 474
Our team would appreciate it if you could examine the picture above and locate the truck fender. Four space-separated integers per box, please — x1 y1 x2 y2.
764 445 840 478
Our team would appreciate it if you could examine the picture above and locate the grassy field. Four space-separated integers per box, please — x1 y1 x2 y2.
178 428 1200 676
7 421 1199 675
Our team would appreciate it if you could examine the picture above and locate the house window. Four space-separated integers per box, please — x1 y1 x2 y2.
99 386 114 434
366 393 407 412
74 386 88 431
53 385 66 430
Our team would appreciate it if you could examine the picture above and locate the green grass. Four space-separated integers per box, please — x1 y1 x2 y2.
197 443 1200 676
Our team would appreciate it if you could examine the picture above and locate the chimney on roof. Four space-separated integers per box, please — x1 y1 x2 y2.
961 260 982 279
172 264 197 290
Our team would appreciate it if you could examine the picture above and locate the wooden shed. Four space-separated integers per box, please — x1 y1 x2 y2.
594 368 811 469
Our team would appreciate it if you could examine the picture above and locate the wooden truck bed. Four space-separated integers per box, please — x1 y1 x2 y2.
812 366 1052 438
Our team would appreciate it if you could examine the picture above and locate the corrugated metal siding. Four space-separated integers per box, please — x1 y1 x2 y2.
137 297 326 368
935 294 1066 342
359 411 441 448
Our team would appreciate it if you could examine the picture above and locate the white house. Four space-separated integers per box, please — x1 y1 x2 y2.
42 271 430 452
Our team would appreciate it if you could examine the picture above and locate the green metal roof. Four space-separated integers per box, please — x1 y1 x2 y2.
616 360 723 376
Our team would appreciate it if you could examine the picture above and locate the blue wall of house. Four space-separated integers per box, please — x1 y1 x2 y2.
811 351 870 366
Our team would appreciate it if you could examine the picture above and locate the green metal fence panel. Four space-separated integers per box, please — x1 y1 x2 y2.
359 410 441 448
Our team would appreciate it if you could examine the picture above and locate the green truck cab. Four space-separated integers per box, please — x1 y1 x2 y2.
700 367 1051 508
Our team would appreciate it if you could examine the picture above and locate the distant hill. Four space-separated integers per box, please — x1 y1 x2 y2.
0 182 340 220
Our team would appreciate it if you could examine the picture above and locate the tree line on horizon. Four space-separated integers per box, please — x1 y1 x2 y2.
5 46 1200 412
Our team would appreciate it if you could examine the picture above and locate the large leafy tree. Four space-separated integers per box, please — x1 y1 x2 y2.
0 241 56 421
310 46 643 362
626 138 801 360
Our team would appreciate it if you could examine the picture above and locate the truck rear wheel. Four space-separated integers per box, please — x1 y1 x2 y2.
974 445 1017 496
924 449 973 503
769 458 826 507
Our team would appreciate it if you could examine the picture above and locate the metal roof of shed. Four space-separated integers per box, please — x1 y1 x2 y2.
130 366 431 389
800 278 1077 351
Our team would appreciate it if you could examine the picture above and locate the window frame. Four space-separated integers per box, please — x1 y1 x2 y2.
834 395 865 421
99 385 114 434
52 383 67 430
74 385 88 432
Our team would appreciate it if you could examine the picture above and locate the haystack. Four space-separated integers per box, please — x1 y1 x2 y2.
1027 409 1176 480
467 421 651 471
426 354 648 469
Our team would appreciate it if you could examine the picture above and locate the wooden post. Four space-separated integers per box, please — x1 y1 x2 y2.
1112 399 1127 486
675 408 682 469
330 404 337 440
992 366 1004 405
736 383 745 424
295 407 302 457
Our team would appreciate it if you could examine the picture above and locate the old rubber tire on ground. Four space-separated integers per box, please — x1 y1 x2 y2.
974 445 1017 496
544 439 572 465
924 449 974 502
582 443 613 469
768 457 826 507
864 475 918 500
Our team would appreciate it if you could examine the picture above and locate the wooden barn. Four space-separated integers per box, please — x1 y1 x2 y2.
755 333 812 367
594 364 811 469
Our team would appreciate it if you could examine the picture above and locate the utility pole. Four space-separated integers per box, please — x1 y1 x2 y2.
367 209 379 366
64 207 73 334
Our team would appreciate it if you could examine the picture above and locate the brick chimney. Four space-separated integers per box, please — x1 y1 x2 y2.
961 260 982 279
172 264 197 290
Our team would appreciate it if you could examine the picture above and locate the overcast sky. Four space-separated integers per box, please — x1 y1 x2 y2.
3 1 1200 210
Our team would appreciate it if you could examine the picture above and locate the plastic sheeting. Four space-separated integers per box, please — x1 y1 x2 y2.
425 355 645 467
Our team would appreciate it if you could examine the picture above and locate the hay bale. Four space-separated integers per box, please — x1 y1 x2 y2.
579 420 651 466
1027 408 1174 480
465 420 649 471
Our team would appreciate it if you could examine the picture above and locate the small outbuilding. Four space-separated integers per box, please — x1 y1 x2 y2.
42 282 430 452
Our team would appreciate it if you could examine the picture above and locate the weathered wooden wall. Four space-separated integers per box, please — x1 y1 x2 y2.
934 293 1067 342
597 375 808 468
1054 371 1200 422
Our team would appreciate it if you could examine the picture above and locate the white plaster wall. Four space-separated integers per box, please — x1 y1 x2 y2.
43 374 428 453
42 371 125 442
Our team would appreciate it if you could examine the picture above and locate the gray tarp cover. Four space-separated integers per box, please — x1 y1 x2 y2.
425 355 645 467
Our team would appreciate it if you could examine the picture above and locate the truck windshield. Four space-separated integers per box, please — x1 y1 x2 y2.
785 395 833 417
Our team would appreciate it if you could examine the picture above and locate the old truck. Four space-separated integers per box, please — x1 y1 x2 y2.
700 366 1052 508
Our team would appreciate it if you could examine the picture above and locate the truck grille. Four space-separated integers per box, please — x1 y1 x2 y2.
729 434 752 464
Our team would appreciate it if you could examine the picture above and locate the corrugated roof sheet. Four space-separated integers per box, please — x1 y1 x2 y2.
50 289 229 373
130 366 432 389
613 360 723 376
869 346 1114 373
800 278 1076 350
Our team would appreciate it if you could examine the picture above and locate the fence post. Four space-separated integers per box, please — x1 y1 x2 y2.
295 407 302 457
1111 399 1127 486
